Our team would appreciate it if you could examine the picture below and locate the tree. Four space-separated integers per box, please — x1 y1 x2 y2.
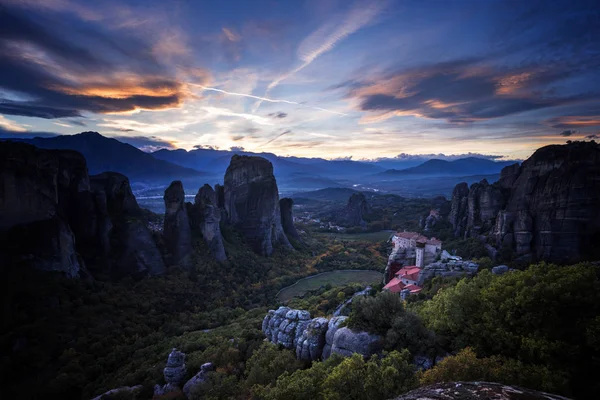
245 343 302 388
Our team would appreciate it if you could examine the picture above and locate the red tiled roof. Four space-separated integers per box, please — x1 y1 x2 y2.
383 277 405 293
396 266 421 276
404 284 423 293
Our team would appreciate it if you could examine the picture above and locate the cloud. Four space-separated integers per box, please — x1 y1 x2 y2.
559 130 576 137
0 115 27 132
585 134 599 139
546 115 600 129
369 152 510 162
344 58 596 124
194 144 220 150
0 127 58 139
254 0 385 110
222 27 241 42
110 135 177 152
230 146 245 151
268 111 288 119
263 130 292 146
0 6 207 119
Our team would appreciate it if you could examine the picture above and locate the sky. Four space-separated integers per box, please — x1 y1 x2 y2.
0 0 599 160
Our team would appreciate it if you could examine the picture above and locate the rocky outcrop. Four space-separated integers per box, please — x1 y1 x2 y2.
87 172 165 277
393 382 569 400
189 184 226 261
296 317 329 361
330 327 383 358
262 307 382 361
0 142 165 278
163 181 192 267
224 155 291 256
280 197 300 241
498 163 520 189
91 385 143 400
163 348 187 385
466 179 505 237
183 362 215 399
450 142 600 263
341 192 369 227
323 316 347 359
448 182 469 238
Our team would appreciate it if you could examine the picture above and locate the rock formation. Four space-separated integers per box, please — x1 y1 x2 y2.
164 181 193 267
91 385 143 400
183 362 215 399
296 317 329 361
0 142 165 278
280 197 301 241
341 192 370 227
449 141 600 263
262 307 382 361
448 182 469 238
189 184 226 261
163 348 187 385
393 382 569 400
223 155 291 256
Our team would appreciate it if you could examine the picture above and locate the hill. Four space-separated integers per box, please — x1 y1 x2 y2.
376 157 516 178
4 132 204 182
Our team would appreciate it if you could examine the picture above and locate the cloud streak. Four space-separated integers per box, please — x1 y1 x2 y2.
253 0 385 111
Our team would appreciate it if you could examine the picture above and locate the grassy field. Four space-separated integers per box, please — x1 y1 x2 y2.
313 230 394 243
277 269 383 303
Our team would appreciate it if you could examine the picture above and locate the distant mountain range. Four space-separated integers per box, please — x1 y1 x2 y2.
2 132 203 182
375 157 516 178
0 132 518 197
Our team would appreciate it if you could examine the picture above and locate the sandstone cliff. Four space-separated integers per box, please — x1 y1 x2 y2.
280 197 300 241
224 155 291 256
449 141 600 263
0 142 165 278
164 181 193 267
340 192 370 227
188 184 227 261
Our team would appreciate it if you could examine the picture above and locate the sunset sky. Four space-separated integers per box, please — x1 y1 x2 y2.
0 0 598 159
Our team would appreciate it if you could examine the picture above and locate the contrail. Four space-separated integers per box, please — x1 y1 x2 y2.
264 130 292 146
189 84 347 116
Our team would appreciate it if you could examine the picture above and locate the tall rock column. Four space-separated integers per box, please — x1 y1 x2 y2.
280 197 300 241
164 181 192 267
449 182 469 237
223 155 291 256
191 184 226 261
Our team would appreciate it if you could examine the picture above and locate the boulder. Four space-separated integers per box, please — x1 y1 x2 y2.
393 381 569 400
224 155 291 256
91 385 143 400
153 382 182 397
163 181 192 267
163 348 187 385
330 327 383 358
492 265 509 275
189 184 226 261
262 307 311 349
280 197 300 241
323 316 347 359
183 362 215 399
296 317 329 361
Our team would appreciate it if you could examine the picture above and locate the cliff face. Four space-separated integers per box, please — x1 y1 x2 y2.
449 141 600 263
280 197 300 241
0 142 165 278
189 184 226 261
224 155 291 256
163 181 193 267
341 192 369 227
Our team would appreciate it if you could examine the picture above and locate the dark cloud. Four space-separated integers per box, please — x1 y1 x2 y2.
115 128 135 132
229 146 245 152
194 144 220 150
0 6 199 119
372 153 510 162
559 130 576 137
268 111 287 119
108 135 177 152
349 57 593 123
0 127 58 139
231 135 245 141
585 134 599 139
67 119 87 127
